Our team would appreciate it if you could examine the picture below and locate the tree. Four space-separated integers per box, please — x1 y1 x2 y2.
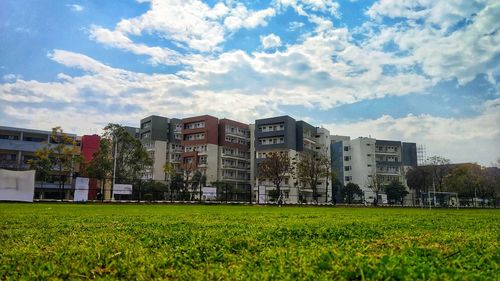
28 146 52 190
481 167 500 204
427 156 451 191
296 151 329 203
406 166 432 196
30 127 82 199
190 170 207 200
331 172 342 204
142 181 168 201
102 124 152 184
170 173 188 200
257 151 292 196
367 174 384 206
444 164 482 198
385 180 409 206
341 182 363 204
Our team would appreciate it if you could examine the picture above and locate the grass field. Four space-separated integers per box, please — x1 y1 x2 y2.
0 204 498 280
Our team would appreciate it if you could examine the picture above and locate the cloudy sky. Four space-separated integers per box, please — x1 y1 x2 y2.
0 0 499 165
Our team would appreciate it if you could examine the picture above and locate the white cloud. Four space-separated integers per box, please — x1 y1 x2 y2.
288 21 305 31
89 26 182 65
90 0 277 56
2 74 22 81
67 4 84 12
365 0 500 85
325 98 500 166
260 34 281 49
223 4 276 31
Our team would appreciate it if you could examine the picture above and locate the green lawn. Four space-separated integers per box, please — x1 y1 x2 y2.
0 204 498 280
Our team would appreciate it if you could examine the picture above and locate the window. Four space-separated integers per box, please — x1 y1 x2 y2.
344 156 351 161
344 166 351 171
344 146 350 151
345 176 351 182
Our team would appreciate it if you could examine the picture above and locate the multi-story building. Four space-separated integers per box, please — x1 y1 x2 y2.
331 136 417 203
0 126 79 199
139 115 182 181
253 116 330 204
181 115 251 197
80 134 100 200
218 118 251 195
124 126 140 139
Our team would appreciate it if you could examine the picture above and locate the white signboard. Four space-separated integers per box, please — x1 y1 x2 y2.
0 169 35 202
113 184 133 196
202 187 217 200
74 177 89 202
258 185 266 204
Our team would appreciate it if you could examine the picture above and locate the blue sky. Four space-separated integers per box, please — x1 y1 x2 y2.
0 0 499 165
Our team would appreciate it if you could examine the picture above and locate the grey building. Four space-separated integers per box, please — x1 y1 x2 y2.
253 116 331 203
139 115 182 181
0 126 78 199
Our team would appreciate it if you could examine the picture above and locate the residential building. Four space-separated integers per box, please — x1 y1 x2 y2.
181 115 251 197
253 116 331 204
124 126 140 139
218 118 251 195
139 115 182 181
331 136 417 203
79 134 101 200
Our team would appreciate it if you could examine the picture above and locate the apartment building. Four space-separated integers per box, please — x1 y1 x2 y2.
253 116 331 204
80 134 100 200
181 115 251 195
218 118 251 192
331 136 417 203
140 115 182 181
0 126 79 199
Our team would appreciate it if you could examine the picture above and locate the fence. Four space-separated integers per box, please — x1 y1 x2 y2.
27 175 499 208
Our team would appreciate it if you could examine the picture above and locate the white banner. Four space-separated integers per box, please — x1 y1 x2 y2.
74 177 89 202
0 169 35 202
113 184 133 196
202 187 217 200
258 185 266 204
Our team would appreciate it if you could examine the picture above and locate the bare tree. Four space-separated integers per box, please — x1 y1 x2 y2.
427 156 451 191
367 174 384 206
257 151 292 196
296 151 329 203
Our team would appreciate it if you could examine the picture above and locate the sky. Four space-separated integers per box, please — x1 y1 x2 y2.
0 0 499 166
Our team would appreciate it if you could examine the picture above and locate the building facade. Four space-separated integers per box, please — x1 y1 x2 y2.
139 115 182 181
180 115 251 197
0 126 79 199
331 136 417 203
253 116 331 204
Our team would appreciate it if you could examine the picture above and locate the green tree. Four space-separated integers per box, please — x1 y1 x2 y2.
102 124 152 185
30 127 82 199
331 172 342 204
444 164 482 198
385 180 409 206
406 166 432 198
341 182 363 204
28 146 52 189
142 181 168 201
